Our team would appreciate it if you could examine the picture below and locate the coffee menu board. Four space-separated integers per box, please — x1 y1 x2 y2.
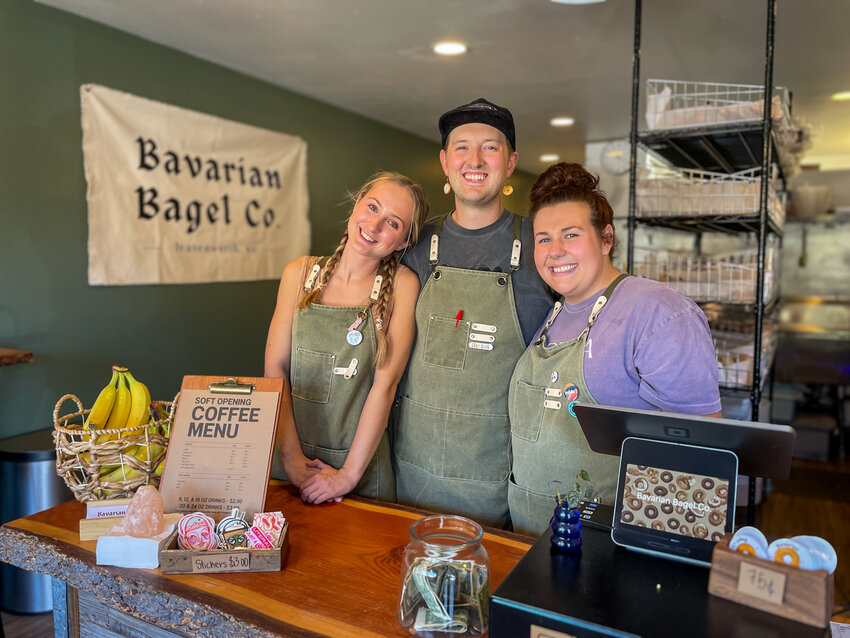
159 375 283 518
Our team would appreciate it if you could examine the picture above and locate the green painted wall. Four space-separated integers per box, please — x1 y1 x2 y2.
0 0 535 438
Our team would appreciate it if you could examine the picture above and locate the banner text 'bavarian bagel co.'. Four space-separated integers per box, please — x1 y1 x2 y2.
81 84 310 285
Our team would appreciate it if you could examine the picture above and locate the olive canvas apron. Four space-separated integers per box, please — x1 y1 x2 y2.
274 257 395 502
508 274 629 536
394 214 526 528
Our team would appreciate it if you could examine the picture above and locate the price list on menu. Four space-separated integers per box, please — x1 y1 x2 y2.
159 376 283 517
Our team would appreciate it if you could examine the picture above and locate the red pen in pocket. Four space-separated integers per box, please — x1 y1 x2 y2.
455 310 463 327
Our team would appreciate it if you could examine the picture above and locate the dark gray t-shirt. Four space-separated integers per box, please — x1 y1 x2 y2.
401 209 556 345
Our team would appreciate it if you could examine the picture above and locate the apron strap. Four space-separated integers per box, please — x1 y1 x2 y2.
579 272 631 339
428 214 450 268
533 300 564 346
303 256 330 292
305 255 384 329
369 272 384 330
509 214 522 272
304 258 383 295
535 273 631 346
428 212 523 274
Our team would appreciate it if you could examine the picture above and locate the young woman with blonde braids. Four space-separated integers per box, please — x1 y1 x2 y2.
265 172 428 504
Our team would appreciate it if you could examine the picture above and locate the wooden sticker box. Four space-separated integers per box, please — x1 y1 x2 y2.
159 521 289 574
707 534 833 628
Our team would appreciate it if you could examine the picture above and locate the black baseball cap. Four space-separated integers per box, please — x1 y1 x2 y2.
439 98 516 151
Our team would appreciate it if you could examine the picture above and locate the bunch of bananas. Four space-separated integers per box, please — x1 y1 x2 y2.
82 365 170 486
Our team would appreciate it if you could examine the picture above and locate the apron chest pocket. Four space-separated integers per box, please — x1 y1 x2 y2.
509 379 546 443
292 348 334 404
423 315 469 370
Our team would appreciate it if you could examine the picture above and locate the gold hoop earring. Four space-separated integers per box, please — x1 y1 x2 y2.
443 180 452 195
502 184 514 196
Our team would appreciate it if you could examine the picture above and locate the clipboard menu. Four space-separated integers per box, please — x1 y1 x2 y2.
159 375 283 518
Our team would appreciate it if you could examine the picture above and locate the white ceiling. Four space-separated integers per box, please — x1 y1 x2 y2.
36 0 850 174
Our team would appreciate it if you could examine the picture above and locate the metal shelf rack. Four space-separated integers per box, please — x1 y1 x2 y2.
625 0 783 524
639 124 788 177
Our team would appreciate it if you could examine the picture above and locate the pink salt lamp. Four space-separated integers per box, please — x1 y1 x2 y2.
123 485 165 538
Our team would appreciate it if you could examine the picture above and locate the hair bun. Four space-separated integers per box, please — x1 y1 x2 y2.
530 162 600 211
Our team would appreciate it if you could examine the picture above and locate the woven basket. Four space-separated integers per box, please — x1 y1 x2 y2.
53 393 177 502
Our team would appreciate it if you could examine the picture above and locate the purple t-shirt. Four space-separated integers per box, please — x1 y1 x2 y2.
538 276 721 415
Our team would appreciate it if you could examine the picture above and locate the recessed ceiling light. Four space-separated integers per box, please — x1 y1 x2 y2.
831 91 850 101
550 117 575 127
433 41 467 56
540 154 560 162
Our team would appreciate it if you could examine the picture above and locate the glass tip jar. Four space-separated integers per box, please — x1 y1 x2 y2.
397 514 490 637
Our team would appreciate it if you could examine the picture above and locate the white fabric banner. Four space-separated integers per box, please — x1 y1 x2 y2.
81 84 310 285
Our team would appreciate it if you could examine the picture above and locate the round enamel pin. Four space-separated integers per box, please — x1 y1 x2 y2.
347 330 363 346
551 371 559 384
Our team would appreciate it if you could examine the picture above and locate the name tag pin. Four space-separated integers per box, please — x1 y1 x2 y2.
333 358 359 379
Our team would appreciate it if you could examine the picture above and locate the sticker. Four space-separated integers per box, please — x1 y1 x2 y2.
544 400 562 410
216 508 248 535
551 371 559 383
245 526 275 549
545 388 562 397
215 509 250 550
563 383 580 417
347 330 363 346
253 512 285 544
471 323 497 333
469 333 495 343
730 527 769 559
768 538 811 568
222 528 250 549
468 342 493 351
177 512 218 551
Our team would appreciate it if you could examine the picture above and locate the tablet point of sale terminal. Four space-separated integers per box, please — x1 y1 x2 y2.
573 403 795 568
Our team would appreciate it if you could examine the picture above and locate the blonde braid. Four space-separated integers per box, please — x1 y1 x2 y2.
372 252 401 368
298 232 349 309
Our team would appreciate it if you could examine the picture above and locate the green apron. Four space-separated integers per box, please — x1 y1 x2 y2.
508 274 629 536
271 258 395 502
394 214 526 528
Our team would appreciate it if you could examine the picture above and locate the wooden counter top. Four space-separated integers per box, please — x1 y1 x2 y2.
0 482 532 637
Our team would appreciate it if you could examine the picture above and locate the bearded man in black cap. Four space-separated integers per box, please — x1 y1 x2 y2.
392 98 554 529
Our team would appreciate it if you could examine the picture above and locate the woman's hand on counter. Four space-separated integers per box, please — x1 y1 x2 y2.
299 459 353 504
283 452 319 489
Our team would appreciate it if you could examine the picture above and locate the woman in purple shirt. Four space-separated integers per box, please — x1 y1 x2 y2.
508 162 722 536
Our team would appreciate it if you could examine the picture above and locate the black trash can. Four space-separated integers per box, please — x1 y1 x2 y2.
0 428 70 613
